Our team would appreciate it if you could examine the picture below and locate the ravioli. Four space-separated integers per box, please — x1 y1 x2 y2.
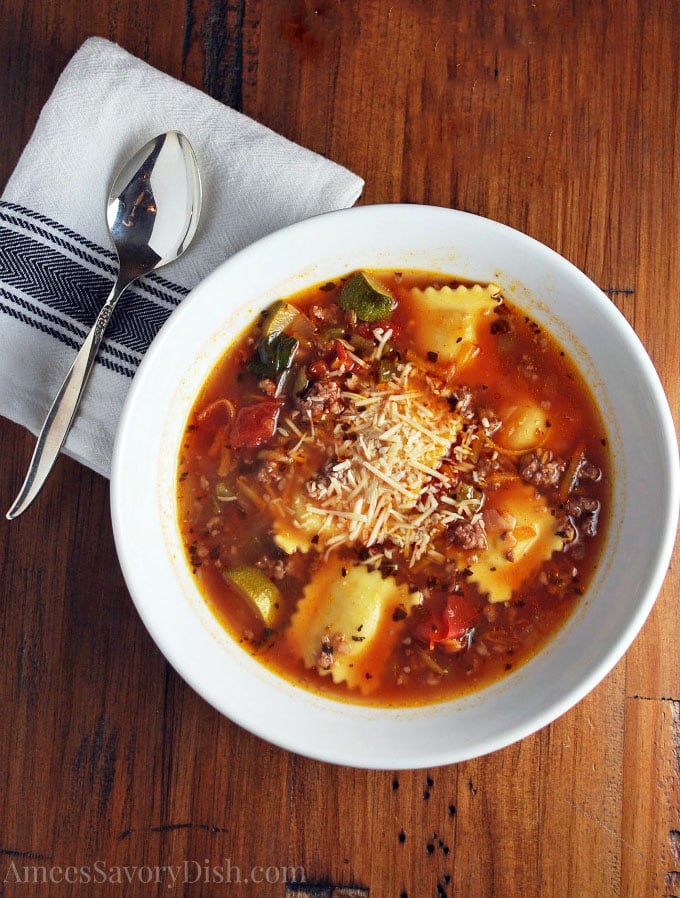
286 558 421 693
495 400 548 451
409 283 500 366
468 480 564 603
273 495 324 554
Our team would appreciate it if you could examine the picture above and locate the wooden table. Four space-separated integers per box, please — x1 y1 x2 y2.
1 2 678 896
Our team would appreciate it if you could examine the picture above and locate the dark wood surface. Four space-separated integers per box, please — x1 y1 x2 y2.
1 2 679 896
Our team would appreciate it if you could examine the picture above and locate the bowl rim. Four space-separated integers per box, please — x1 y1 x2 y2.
110 203 680 768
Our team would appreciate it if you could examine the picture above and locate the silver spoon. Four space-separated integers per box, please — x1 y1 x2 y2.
6 130 202 520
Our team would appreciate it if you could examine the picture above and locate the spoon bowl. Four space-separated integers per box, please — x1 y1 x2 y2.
108 131 202 277
6 130 202 519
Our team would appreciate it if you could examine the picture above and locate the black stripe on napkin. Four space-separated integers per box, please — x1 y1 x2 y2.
0 201 190 379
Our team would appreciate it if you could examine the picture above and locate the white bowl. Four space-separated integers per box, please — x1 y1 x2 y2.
110 204 679 769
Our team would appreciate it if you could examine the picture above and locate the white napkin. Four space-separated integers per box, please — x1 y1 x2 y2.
0 37 363 477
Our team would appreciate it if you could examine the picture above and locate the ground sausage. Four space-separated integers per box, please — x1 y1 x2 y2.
565 495 600 538
296 380 345 421
256 457 289 487
519 453 566 489
578 458 602 481
447 519 487 551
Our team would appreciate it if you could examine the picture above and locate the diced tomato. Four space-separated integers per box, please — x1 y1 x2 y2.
229 400 282 449
308 340 355 380
329 340 356 374
356 321 402 341
413 594 478 651
308 358 329 379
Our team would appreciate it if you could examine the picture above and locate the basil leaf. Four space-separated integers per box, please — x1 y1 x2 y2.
247 332 299 382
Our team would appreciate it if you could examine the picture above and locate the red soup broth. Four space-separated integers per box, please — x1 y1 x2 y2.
176 270 610 707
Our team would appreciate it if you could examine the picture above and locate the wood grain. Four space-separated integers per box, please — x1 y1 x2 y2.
0 1 678 897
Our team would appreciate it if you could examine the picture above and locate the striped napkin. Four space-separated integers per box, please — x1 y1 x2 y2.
0 37 363 477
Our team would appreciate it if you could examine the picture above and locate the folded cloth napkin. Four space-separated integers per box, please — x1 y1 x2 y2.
0 37 363 478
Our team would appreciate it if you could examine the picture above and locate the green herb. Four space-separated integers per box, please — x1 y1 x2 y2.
247 332 299 382
349 333 375 355
290 366 309 396
338 271 396 322
377 358 398 382
455 483 481 504
321 325 345 339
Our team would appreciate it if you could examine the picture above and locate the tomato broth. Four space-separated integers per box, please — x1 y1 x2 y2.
176 270 610 706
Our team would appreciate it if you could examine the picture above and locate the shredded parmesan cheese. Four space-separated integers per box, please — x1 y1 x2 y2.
273 361 484 565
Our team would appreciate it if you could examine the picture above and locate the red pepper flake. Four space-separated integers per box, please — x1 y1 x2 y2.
490 318 511 335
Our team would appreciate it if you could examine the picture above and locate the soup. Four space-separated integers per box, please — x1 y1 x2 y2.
176 270 609 706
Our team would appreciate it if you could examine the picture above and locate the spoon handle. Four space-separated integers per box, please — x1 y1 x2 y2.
6 278 129 520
